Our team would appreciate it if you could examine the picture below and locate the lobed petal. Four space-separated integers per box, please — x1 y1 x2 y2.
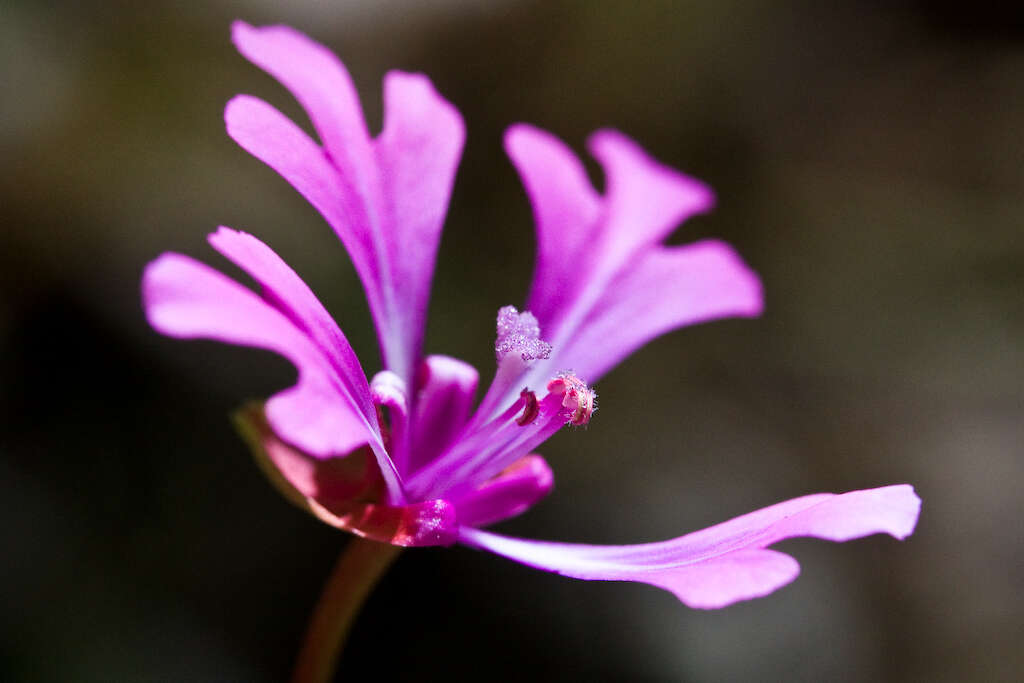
142 244 405 503
231 21 373 181
143 253 371 458
459 485 920 609
558 241 763 381
223 95 383 318
230 23 465 383
374 71 465 381
209 227 377 428
505 125 601 329
587 129 714 264
500 124 764 410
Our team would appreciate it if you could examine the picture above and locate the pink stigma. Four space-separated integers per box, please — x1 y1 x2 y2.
547 373 597 426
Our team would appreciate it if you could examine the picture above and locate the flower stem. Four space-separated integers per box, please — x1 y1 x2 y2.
291 537 402 683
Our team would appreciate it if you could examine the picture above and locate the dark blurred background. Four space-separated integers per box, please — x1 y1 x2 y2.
3 1 1022 680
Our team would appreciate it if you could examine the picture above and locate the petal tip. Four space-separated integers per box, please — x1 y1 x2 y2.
223 93 285 141
140 253 208 337
585 127 629 155
681 551 802 610
230 19 254 41
382 69 466 146
586 128 716 208
688 239 766 319
504 122 546 151
727 250 765 318
223 92 254 122
208 225 241 245
885 484 922 540
503 123 579 169
230 20 280 48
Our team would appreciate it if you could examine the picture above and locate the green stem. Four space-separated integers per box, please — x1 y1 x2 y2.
290 537 402 683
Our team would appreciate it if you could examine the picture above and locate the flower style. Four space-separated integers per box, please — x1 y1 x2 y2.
142 22 920 610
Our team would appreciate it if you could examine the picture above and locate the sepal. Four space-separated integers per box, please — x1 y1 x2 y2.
234 403 457 547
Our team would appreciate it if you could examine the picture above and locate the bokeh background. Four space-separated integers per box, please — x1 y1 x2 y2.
3 1 1022 680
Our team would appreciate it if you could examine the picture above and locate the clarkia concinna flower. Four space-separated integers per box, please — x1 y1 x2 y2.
142 22 920 609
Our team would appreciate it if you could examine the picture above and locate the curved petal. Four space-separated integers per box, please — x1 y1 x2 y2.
588 130 714 263
511 125 715 346
230 22 465 383
142 252 374 457
407 355 479 475
505 124 601 329
208 227 377 426
503 124 763 404
451 455 554 527
459 485 921 609
142 250 405 503
223 95 383 317
558 241 763 381
374 71 465 381
231 21 373 181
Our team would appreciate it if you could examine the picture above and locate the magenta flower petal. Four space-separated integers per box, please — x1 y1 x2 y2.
451 454 554 527
208 227 377 428
503 124 763 397
559 240 762 381
223 94 379 297
503 124 602 331
229 22 465 382
587 129 715 258
369 369 409 465
143 252 376 455
375 71 466 376
407 355 479 475
142 241 405 503
459 485 920 609
230 22 371 178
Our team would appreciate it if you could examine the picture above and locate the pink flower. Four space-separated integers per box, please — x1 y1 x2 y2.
142 22 919 609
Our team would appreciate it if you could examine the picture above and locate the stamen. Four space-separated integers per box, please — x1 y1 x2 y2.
495 305 552 362
546 372 597 426
516 389 540 426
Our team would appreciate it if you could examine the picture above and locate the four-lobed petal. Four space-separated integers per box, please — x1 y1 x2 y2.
501 124 763 410
228 21 464 384
143 230 405 503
